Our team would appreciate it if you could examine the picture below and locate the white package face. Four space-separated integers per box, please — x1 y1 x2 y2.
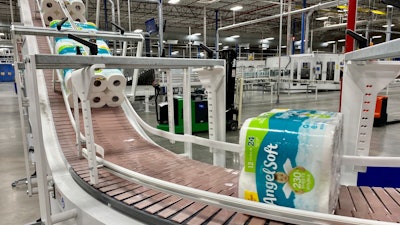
238 109 343 213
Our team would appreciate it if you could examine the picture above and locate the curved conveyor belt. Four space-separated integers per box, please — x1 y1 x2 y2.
28 0 400 224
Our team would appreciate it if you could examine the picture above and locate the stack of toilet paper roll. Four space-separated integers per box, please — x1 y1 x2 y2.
238 109 343 213
52 21 126 108
41 0 86 25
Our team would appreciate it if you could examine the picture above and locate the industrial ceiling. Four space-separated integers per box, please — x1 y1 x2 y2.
1 0 400 57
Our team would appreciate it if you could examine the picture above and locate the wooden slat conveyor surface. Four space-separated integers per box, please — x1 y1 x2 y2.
28 0 400 223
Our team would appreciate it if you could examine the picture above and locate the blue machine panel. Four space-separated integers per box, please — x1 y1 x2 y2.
0 64 15 82
358 167 400 187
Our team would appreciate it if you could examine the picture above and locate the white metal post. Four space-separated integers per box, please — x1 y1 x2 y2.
130 41 144 99
166 70 175 141
27 56 53 225
182 68 193 158
196 66 226 167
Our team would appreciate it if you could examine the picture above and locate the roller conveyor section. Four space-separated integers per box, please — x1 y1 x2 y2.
25 0 400 224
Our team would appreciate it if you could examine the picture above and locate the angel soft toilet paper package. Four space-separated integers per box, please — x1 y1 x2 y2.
238 109 343 213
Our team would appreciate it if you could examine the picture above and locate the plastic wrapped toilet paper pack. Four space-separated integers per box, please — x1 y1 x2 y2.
238 109 343 213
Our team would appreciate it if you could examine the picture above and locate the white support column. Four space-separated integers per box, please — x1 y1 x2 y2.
130 41 144 99
27 56 53 225
196 66 226 167
70 65 105 185
341 61 400 185
166 70 175 141
183 68 193 158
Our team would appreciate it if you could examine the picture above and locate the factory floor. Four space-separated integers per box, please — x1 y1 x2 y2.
1 82 400 224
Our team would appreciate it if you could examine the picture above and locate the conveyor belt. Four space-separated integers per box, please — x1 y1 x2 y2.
28 0 400 224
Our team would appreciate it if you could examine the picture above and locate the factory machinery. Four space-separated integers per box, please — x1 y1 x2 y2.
12 0 400 224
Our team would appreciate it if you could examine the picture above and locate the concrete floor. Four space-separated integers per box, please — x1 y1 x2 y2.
0 83 40 225
1 82 400 224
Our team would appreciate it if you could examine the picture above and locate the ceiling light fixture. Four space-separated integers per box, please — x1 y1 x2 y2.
338 39 346 42
229 35 240 38
315 16 329 21
261 37 274 43
192 33 201 36
168 0 180 4
372 35 382 39
382 24 395 28
133 29 143 33
230 5 243 11
197 0 220 3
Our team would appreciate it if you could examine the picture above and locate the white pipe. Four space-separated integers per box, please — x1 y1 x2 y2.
96 0 100 26
128 0 131 31
386 5 393 42
286 0 291 55
203 7 207 46
10 0 14 23
107 0 116 52
117 0 121 26
158 0 164 57
304 10 314 53
51 209 78 224
219 1 346 31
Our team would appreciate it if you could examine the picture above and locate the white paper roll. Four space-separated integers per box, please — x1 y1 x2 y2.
67 0 86 15
43 11 58 25
72 14 86 23
96 69 126 92
41 0 62 13
89 92 107 108
91 74 108 93
105 90 125 107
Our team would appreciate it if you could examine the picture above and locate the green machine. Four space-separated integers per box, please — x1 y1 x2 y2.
156 95 209 133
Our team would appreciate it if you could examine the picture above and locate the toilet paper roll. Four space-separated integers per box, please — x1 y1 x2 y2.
67 0 86 15
72 14 86 23
41 0 62 13
89 92 107 108
43 11 58 25
238 109 343 213
105 90 125 107
94 69 126 92
91 74 108 93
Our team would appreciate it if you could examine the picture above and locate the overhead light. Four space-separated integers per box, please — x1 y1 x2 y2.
230 5 243 11
133 29 143 33
218 43 223 45
168 0 180 4
261 37 274 43
281 46 287 48
262 47 268 50
192 33 201 36
338 39 345 42
198 0 220 3
166 40 178 44
382 24 395 28
229 35 240 38
372 35 382 39
316 16 329 21
325 41 336 44
171 51 179 55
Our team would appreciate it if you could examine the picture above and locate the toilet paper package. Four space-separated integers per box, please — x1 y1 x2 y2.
238 109 343 213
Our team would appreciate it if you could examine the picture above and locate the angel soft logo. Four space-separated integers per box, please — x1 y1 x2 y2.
261 143 279 204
